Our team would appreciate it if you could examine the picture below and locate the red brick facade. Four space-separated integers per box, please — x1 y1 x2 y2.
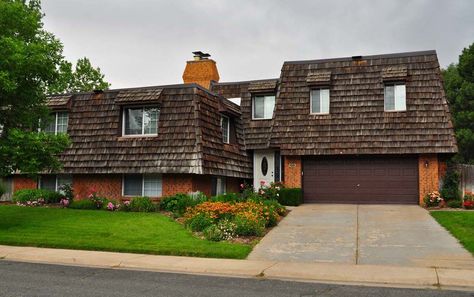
163 174 194 197
73 174 122 200
13 176 37 192
418 154 440 205
283 156 302 188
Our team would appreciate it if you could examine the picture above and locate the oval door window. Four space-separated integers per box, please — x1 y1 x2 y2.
261 157 268 176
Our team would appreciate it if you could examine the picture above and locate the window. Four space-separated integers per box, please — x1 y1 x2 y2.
252 95 275 119
216 177 226 195
44 112 69 134
310 89 330 114
123 174 162 197
384 83 406 111
123 107 159 136
221 116 230 144
39 175 72 192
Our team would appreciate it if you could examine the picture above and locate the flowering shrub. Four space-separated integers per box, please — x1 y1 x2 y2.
87 187 106 209
464 194 474 209
105 200 120 211
160 193 205 216
13 189 62 205
185 213 214 232
424 191 444 208
16 198 45 207
233 213 265 236
59 198 70 208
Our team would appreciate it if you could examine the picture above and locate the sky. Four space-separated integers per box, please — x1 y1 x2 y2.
42 0 474 89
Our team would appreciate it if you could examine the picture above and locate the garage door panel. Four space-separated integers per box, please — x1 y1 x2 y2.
303 157 418 204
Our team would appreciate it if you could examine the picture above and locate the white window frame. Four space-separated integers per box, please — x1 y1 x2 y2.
216 177 226 195
43 112 68 135
39 174 72 192
122 174 162 197
310 88 330 115
122 107 159 137
252 95 275 120
221 115 230 144
384 83 406 112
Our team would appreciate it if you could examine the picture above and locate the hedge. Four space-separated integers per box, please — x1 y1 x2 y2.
278 188 303 206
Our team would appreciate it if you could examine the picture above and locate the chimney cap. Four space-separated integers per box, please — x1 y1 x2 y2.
192 51 211 60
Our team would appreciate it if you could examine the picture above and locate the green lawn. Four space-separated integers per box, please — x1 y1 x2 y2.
431 211 474 255
0 206 252 259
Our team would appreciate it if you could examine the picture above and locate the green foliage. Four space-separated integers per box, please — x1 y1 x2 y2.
185 213 214 232
159 193 206 216
210 192 243 203
58 183 74 201
233 215 265 237
129 196 155 212
447 200 462 208
440 168 461 201
278 188 303 206
0 181 6 197
13 189 62 204
442 42 474 164
262 200 286 226
48 57 110 94
203 225 224 241
68 199 97 210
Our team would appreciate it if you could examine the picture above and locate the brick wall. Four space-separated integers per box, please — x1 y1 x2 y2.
13 176 37 192
226 177 240 193
418 154 439 205
182 59 220 89
283 156 302 188
73 174 122 200
192 175 212 197
163 174 194 196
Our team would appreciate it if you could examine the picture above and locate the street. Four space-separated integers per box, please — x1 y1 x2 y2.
0 261 472 297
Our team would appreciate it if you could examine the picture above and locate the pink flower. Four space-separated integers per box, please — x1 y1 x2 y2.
260 180 266 186
240 183 244 189
107 202 114 211
124 201 130 206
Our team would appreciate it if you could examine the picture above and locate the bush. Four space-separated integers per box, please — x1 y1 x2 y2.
440 168 461 201
278 188 303 206
203 225 224 241
103 199 121 211
211 192 244 203
13 189 63 204
0 181 6 197
424 191 444 208
58 184 74 201
464 194 474 209
233 214 265 236
129 196 155 212
447 200 463 208
261 200 285 227
160 193 206 216
68 199 97 210
185 213 214 232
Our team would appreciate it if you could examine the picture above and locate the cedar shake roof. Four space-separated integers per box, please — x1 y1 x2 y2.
53 84 251 178
271 50 457 155
46 94 72 109
211 78 279 150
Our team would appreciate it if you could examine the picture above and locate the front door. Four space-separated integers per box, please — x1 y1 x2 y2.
253 150 275 189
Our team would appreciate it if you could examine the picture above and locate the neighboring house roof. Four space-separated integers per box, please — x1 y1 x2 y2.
271 50 457 155
49 84 252 178
211 78 279 150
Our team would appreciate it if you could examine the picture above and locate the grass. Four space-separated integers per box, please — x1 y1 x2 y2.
431 211 474 255
0 206 252 259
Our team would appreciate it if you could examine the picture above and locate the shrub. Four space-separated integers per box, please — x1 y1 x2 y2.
185 213 214 232
447 200 463 208
233 213 265 236
258 182 284 201
440 168 461 201
58 184 74 201
261 200 285 227
0 181 6 197
203 225 224 241
464 194 474 209
160 193 206 216
129 196 155 212
13 189 62 204
278 188 303 206
103 199 121 211
216 219 237 240
423 191 444 208
68 199 97 210
211 192 244 203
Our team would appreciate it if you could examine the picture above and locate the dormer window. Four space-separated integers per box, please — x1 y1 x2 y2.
310 88 330 114
44 112 68 134
123 107 159 136
221 115 230 144
384 83 406 111
252 95 275 120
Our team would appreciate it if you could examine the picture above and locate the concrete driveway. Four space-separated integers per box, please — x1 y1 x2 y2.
248 204 474 268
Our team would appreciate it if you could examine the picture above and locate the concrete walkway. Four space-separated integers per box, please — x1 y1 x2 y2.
1 245 474 291
248 204 474 269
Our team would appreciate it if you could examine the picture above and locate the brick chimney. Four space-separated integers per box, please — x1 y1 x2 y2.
182 51 220 89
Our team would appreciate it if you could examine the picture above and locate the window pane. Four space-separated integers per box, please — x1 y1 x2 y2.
57 175 72 194
56 112 68 134
40 175 56 191
143 108 159 134
44 114 56 134
222 116 229 143
144 174 162 197
384 85 395 111
253 96 264 119
124 108 143 135
394 84 406 111
311 89 321 113
321 89 330 113
263 95 275 119
124 174 142 196
216 177 226 195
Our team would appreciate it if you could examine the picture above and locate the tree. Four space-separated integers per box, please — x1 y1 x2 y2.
442 42 474 164
48 57 110 94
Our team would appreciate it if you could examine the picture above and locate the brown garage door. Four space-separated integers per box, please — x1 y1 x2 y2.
303 156 418 204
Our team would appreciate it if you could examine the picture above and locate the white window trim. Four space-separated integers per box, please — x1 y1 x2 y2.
384 83 407 112
310 88 330 115
122 174 162 197
39 174 71 192
221 115 230 144
252 95 275 120
122 107 159 137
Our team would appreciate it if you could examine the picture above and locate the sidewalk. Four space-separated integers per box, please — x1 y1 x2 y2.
1 245 473 291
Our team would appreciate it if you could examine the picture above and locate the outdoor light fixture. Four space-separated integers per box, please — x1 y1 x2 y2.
424 160 429 168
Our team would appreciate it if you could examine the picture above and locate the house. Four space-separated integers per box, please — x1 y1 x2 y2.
9 50 457 205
